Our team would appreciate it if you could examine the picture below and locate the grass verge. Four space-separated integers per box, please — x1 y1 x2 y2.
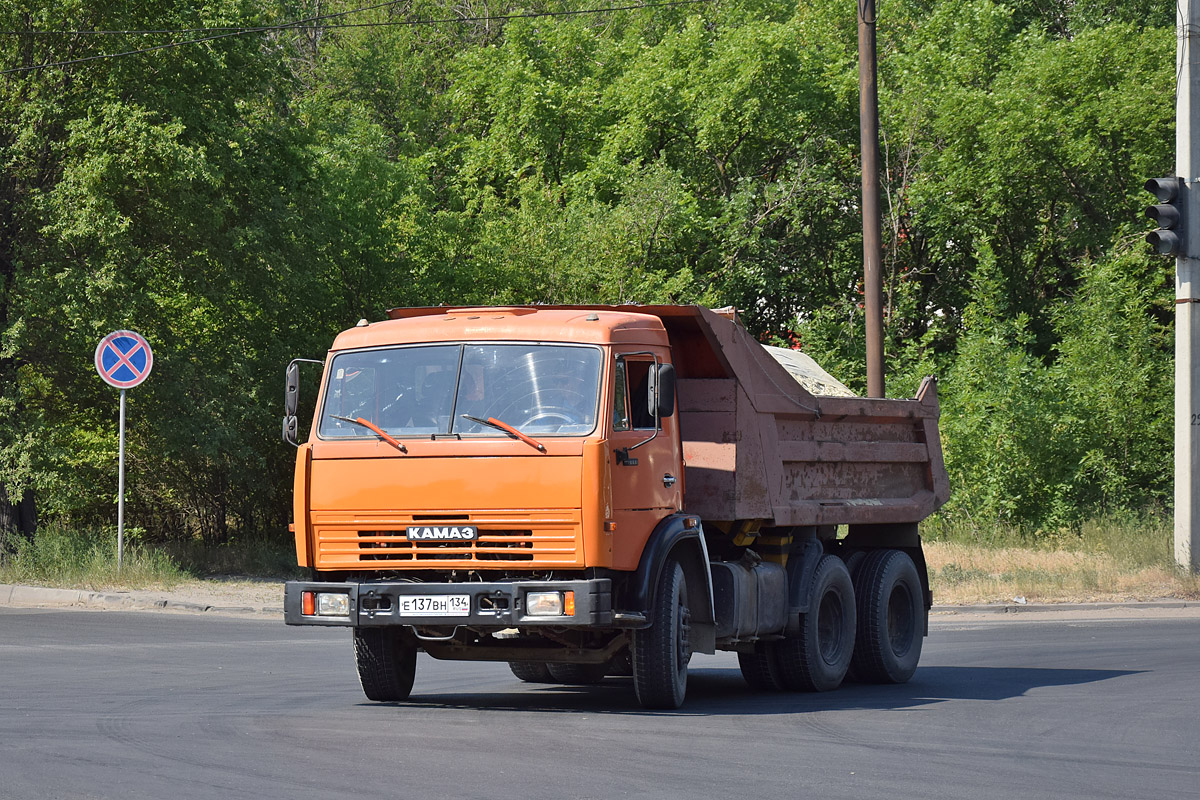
0 524 187 590
924 514 1200 605
0 524 303 591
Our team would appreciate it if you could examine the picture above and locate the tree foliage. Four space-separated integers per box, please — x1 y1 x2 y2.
0 0 1177 541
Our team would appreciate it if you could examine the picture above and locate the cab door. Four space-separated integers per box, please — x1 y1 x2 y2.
608 352 683 570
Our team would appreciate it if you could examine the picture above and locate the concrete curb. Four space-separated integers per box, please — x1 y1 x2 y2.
0 583 281 616
0 582 1193 617
933 600 1195 614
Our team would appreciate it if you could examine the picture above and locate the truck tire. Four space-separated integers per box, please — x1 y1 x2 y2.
850 549 924 684
738 643 783 691
632 558 691 709
353 628 417 701
773 554 856 692
842 549 866 682
547 662 609 684
509 661 554 683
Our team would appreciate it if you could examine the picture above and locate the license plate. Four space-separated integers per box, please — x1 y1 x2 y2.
397 594 470 617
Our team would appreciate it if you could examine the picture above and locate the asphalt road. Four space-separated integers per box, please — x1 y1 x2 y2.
1 608 1196 800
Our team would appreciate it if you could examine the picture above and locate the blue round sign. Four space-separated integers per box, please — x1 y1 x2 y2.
94 330 153 389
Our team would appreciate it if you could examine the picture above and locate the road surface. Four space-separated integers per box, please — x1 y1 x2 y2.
1 607 1196 799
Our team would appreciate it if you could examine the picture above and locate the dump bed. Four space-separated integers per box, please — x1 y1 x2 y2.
630 305 949 528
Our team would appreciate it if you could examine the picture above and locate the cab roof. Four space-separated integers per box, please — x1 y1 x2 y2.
330 306 669 351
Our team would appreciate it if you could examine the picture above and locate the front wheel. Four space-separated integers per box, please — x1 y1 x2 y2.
353 628 417 701
632 558 691 709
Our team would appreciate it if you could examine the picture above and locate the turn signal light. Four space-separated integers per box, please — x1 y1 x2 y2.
302 591 316 616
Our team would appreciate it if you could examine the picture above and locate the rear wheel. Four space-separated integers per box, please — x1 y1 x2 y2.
850 549 925 684
547 662 609 685
353 628 417 701
508 661 554 683
632 558 691 709
774 555 856 692
842 550 867 682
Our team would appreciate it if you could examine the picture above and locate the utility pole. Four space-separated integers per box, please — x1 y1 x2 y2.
858 0 885 398
1177 0 1200 573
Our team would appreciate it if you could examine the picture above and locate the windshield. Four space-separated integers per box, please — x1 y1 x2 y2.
317 343 603 439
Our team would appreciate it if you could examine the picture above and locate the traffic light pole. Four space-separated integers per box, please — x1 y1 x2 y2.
1177 0 1200 573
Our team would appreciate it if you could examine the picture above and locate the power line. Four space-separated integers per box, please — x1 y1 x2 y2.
0 0 408 37
0 0 410 75
0 0 711 76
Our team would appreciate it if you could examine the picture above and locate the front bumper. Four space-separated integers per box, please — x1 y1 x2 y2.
284 578 612 628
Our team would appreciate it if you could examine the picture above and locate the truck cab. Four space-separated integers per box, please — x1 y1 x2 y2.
290 307 684 576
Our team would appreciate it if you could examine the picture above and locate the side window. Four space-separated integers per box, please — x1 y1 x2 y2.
626 359 656 430
613 360 630 432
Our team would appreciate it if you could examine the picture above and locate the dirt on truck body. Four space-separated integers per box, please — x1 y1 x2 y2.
282 305 949 708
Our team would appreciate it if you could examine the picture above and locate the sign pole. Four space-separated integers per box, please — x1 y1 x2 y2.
117 388 126 571
94 330 153 573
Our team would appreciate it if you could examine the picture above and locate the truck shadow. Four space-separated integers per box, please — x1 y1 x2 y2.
390 664 1143 716
681 665 1145 715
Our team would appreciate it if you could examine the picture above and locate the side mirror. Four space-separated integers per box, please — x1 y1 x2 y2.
285 362 300 417
649 362 676 419
283 357 324 447
282 415 298 446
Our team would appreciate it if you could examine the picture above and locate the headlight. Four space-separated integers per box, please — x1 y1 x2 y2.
526 590 575 617
317 592 350 616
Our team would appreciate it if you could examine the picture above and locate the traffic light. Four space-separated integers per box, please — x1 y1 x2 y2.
1145 176 1185 255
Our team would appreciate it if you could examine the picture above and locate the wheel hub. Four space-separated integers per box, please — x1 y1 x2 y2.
677 604 691 666
817 590 843 664
887 584 914 656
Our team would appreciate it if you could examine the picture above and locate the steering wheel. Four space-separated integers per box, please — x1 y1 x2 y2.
519 406 583 428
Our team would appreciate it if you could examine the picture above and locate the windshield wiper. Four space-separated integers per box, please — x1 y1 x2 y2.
460 414 546 453
330 415 408 453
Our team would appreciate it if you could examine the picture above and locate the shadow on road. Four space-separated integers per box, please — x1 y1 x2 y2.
380 664 1143 717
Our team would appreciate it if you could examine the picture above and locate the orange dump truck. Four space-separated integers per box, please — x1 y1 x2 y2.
282 305 949 708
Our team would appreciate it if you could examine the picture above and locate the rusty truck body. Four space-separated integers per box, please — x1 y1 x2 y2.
282 305 949 708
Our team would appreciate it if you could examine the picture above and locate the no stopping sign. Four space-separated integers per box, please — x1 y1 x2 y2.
94 330 153 389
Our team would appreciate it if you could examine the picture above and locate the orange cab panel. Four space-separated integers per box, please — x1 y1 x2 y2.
309 455 588 570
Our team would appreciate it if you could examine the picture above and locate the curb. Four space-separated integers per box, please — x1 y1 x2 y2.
932 600 1195 615
0 583 282 616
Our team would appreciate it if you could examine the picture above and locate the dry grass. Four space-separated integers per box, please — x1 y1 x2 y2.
926 541 1200 604
925 515 1200 605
